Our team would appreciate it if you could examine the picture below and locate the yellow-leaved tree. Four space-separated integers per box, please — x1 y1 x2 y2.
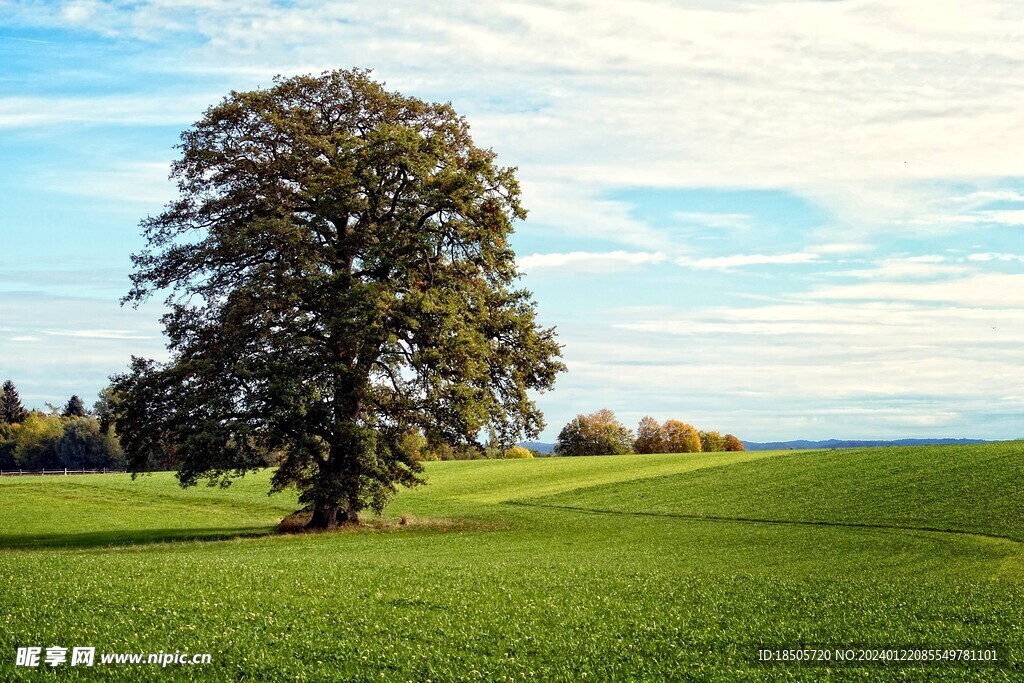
661 419 701 453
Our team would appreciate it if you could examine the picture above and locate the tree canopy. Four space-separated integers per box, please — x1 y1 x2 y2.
63 395 87 418
723 434 746 451
633 417 740 454
112 69 564 528
661 419 701 453
554 409 634 456
634 415 664 454
0 410 124 471
699 430 725 453
1 380 28 425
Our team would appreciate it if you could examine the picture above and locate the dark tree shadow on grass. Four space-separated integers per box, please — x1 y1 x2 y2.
0 515 502 550
0 526 278 550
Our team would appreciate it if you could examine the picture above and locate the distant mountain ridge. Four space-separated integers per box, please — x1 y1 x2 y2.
741 438 992 451
519 441 556 454
518 438 994 454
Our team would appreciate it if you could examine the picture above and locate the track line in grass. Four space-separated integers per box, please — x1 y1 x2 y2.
511 500 1024 548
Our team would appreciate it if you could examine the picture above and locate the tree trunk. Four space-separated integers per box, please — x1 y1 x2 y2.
340 508 360 526
308 501 339 530
340 488 362 526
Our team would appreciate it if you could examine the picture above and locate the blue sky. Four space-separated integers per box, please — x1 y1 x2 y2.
2 0 1024 441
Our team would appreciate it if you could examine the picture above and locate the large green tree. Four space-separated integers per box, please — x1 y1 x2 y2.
113 69 564 528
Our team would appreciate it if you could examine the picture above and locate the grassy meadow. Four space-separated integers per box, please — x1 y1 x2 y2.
1 443 1023 680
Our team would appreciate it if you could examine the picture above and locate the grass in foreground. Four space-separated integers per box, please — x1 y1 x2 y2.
0 444 1022 681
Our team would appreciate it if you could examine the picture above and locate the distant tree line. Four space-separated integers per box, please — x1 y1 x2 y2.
400 429 540 461
3 378 738 467
0 380 125 471
2 379 541 469
555 409 744 456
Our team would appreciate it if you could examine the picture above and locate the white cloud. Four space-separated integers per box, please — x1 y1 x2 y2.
678 252 820 270
45 329 155 340
6 0 1024 439
840 257 969 281
548 248 1024 439
579 294 1024 438
671 212 753 231
889 412 961 428
0 93 217 128
33 161 176 204
901 210 1024 229
518 250 666 273
516 172 669 250
951 190 1024 204
968 252 1024 262
551 332 1021 440
979 210 1024 225
619 300 1024 342
6 0 1024 232
0 267 132 296
808 273 1024 307
60 0 100 25
0 292 166 409
808 243 873 255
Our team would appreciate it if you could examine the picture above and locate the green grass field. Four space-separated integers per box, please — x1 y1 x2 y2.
1 444 1023 681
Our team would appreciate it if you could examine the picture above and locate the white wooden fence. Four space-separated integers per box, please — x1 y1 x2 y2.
0 468 125 477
